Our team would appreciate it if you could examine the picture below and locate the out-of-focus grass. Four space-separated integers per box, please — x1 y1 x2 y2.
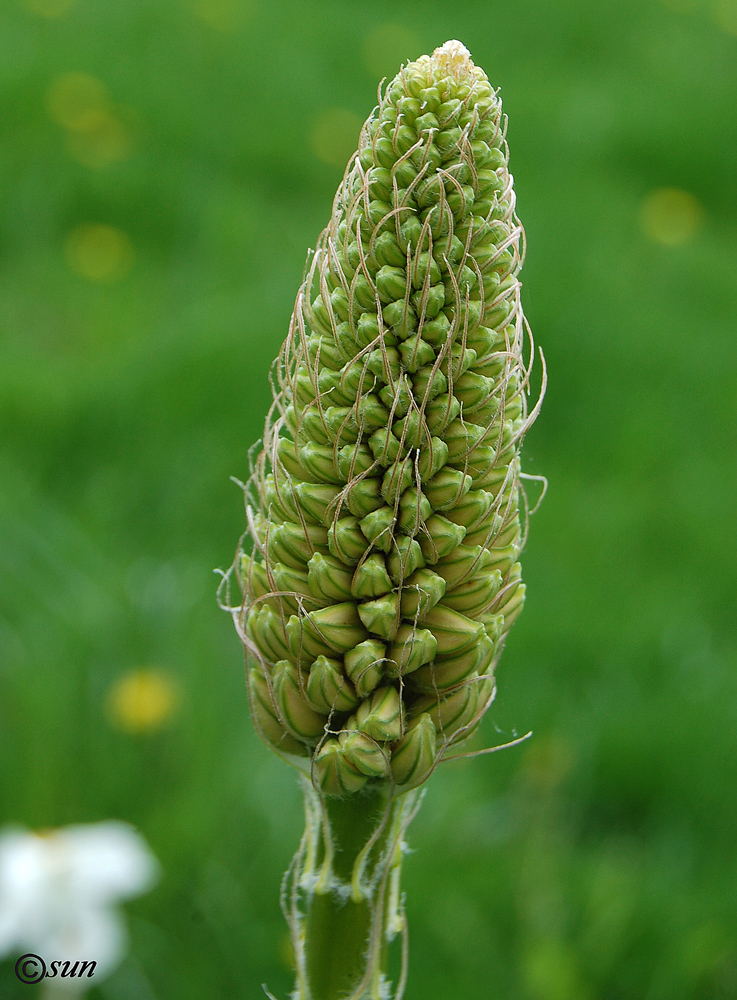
1 1 735 997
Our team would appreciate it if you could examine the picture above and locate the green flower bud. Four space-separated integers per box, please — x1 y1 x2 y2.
355 685 403 742
328 515 368 565
417 604 486 656
412 365 447 402
293 483 342 527
397 487 432 535
398 335 436 373
424 392 461 435
302 603 370 655
298 442 341 485
368 426 402 465
387 536 425 583
324 406 359 445
410 631 496 693
268 521 329 570
442 567 503 616
345 476 383 518
248 665 309 757
390 713 438 789
359 506 396 552
272 660 328 741
339 728 390 779
247 605 294 664
350 552 393 599
381 455 414 505
313 738 369 795
386 624 437 676
416 437 449 482
306 656 360 714
418 514 467 563
355 393 390 430
399 568 447 620
307 551 353 602
379 376 412 417
357 592 400 641
443 488 496 531
439 344 477 380
263 473 301 522
344 639 386 698
423 467 473 510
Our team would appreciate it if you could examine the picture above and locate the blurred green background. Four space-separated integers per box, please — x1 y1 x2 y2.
1 0 736 997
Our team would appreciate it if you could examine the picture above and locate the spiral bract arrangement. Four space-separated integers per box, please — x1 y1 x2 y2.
235 41 542 798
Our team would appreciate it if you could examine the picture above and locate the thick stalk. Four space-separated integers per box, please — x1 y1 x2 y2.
287 778 421 1000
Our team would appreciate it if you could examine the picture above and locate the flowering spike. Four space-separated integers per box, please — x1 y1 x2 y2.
228 39 545 1000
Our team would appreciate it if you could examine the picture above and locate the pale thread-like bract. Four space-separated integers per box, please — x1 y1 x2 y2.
224 40 545 1000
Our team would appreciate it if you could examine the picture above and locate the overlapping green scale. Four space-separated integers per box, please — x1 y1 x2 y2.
235 40 542 797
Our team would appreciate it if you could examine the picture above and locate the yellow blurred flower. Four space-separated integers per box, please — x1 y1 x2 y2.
363 24 421 82
640 187 704 246
24 0 76 16
194 0 254 32
64 224 134 283
106 669 180 734
310 109 362 170
46 72 133 168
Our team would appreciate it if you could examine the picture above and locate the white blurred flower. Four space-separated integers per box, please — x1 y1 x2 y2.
0 821 158 990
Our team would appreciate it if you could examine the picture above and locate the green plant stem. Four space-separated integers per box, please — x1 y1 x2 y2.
290 778 421 1000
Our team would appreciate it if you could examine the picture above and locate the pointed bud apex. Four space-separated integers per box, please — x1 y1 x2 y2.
270 562 315 615
247 605 294 664
387 536 425 584
417 437 449 482
397 487 432 535
350 553 393 600
307 551 353 602
368 426 402 466
306 656 360 714
359 506 396 552
390 713 437 790
356 393 390 430
313 738 369 796
357 592 400 641
443 567 503 616
418 514 467 563
346 476 384 518
356 685 403 742
410 632 496 693
418 604 486 656
297 442 341 485
272 660 327 741
424 393 461 435
268 521 329 570
328 515 368 565
344 639 386 698
381 456 415 505
399 335 435 373
339 729 391 779
453 371 497 412
324 406 359 444
293 483 342 527
399 568 447 619
248 665 309 757
276 437 309 480
412 365 447 402
386 625 437 676
337 442 375 482
424 468 473 510
443 488 495 531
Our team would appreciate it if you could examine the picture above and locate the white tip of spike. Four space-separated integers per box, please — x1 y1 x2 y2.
432 40 474 75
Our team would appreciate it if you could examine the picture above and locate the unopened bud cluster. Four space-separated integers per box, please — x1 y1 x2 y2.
235 41 539 798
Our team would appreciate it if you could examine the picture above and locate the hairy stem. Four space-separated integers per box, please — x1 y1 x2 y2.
288 779 421 1000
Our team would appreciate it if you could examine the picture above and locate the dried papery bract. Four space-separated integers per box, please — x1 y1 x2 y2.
224 39 545 1000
